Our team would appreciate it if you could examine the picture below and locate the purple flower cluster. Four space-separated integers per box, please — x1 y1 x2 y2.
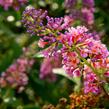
46 15 72 31
22 8 48 36
22 8 73 57
22 8 73 38
0 0 28 10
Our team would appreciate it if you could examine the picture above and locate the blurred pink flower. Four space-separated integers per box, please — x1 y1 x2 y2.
0 0 28 10
40 55 62 82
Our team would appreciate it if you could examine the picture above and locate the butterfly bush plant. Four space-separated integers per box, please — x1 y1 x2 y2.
22 3 109 100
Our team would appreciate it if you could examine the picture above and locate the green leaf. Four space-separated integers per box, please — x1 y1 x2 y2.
33 52 44 58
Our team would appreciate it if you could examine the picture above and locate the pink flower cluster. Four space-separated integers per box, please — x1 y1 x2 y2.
43 26 109 94
60 26 109 93
0 50 34 92
0 0 28 10
62 51 80 77
40 55 62 82
83 66 100 94
82 0 95 25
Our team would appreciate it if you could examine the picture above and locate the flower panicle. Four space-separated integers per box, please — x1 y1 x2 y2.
22 7 109 95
